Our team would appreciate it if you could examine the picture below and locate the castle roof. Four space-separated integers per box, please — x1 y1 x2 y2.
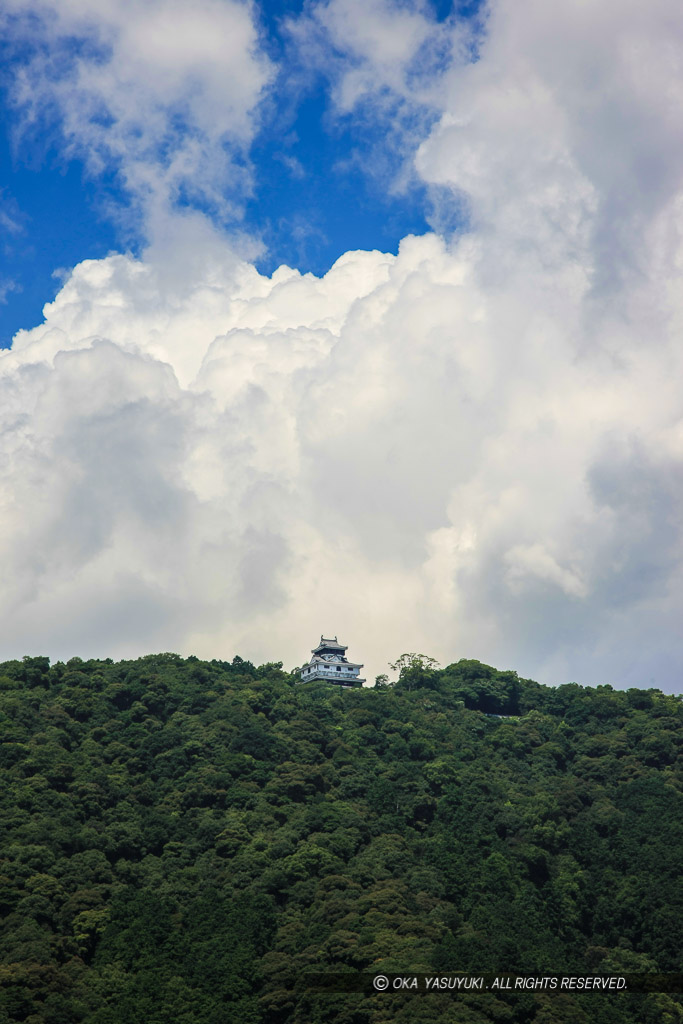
312 635 348 654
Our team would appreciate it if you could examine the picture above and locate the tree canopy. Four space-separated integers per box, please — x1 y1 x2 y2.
0 653 681 1023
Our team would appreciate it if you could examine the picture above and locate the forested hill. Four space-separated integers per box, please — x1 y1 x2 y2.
1 654 682 1024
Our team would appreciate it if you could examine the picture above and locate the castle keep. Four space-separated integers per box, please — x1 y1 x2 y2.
299 636 365 687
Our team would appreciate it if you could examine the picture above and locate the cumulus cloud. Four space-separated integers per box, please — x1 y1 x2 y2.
2 0 683 690
4 227 683 688
417 0 683 289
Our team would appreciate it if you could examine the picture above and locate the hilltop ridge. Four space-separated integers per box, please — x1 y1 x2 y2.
1 654 681 1023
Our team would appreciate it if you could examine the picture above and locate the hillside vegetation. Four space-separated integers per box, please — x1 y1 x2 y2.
0 654 681 1023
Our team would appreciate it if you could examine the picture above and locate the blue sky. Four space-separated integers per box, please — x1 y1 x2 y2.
0 78 433 346
0 122 118 345
0 0 467 345
0 0 682 691
0 0 492 344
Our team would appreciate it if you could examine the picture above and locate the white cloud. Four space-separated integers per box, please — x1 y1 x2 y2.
3 224 683 688
0 189 23 238
305 0 436 110
0 279 18 304
283 0 467 198
416 0 683 290
4 0 272 232
2 0 683 691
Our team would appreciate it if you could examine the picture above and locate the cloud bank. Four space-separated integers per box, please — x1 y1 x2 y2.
2 0 683 689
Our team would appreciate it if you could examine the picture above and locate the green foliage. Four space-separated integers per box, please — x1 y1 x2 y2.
0 653 681 1023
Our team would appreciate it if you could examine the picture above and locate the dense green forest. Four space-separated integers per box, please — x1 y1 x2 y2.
0 653 681 1024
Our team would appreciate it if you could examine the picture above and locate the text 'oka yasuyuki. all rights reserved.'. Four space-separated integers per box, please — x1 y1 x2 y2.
371 975 627 992
306 973 683 994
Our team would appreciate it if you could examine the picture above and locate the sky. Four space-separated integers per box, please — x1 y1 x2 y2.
1 0 682 692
